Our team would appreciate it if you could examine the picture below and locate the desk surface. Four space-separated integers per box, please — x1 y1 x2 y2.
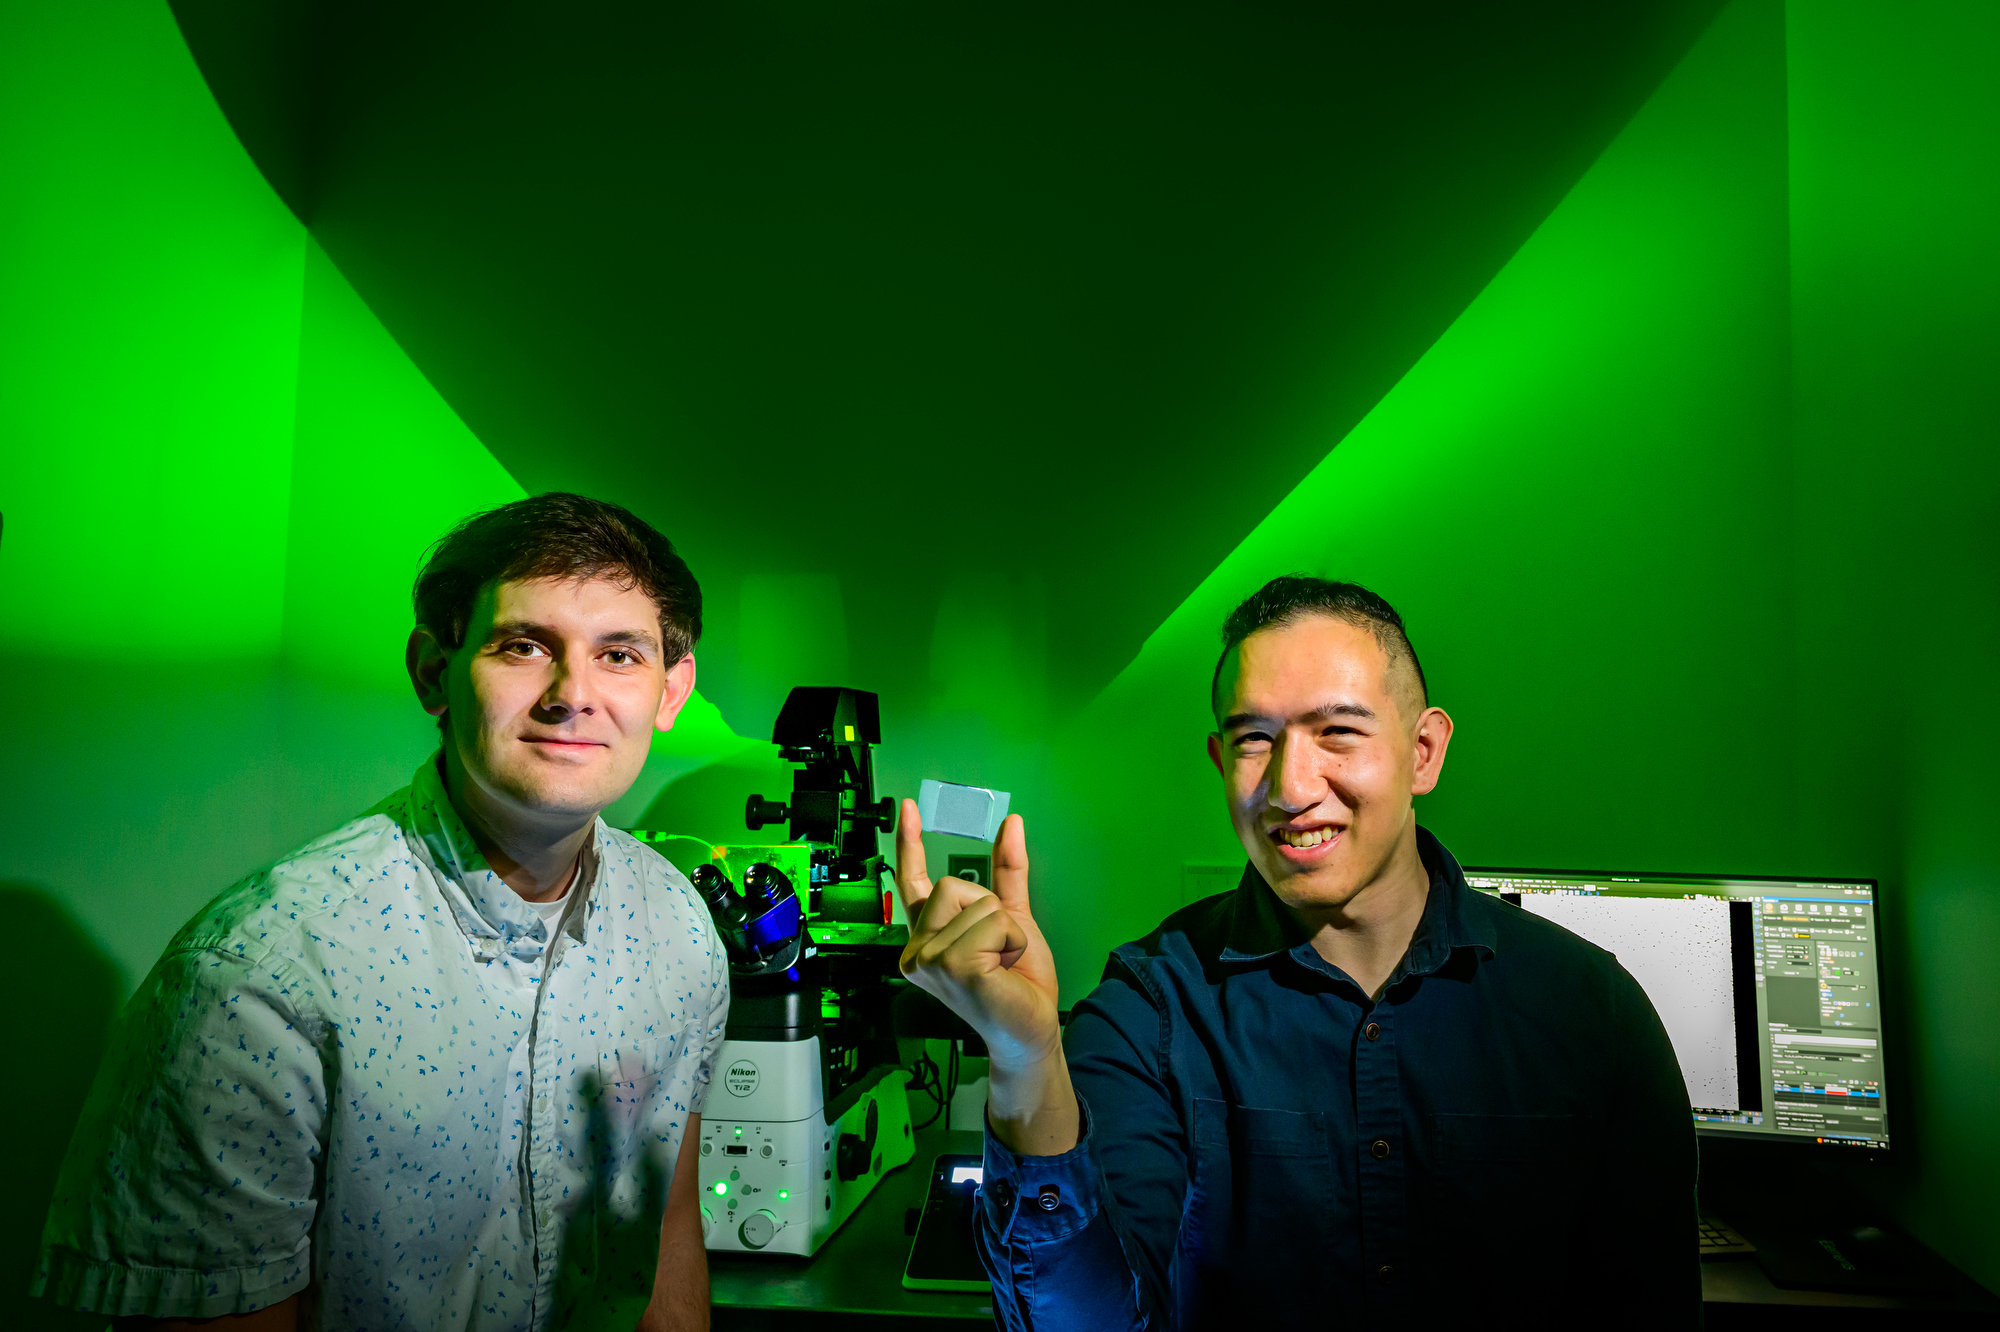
710 1127 993 1322
711 1127 1998 1327
1703 1250 2000 1327
1705 1252 1993 1308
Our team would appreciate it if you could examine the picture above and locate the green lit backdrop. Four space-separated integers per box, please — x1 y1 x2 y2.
1 0 1993 1320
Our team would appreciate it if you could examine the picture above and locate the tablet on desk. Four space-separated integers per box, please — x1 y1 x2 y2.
903 1154 991 1292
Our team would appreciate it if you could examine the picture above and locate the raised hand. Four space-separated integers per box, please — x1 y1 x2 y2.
894 799 1078 1154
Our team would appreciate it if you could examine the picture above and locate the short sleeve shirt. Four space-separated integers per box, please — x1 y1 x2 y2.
35 754 731 1331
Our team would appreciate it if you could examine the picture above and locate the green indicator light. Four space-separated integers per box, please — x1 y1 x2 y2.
713 1181 728 1197
778 1190 789 1200
734 1127 742 1137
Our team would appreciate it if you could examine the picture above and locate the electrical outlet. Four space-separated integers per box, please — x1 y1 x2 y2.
1182 862 1239 906
947 854 992 888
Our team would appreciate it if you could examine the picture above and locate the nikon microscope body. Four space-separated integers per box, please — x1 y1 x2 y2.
635 687 918 1258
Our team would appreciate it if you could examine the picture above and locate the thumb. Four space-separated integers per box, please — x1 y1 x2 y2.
990 813 1030 915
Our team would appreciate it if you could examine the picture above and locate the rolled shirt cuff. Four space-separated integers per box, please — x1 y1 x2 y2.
34 1241 312 1319
979 1090 1103 1244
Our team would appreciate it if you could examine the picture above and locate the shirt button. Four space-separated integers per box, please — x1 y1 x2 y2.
1037 1185 1061 1212
1364 1022 1382 1042
1370 1139 1391 1161
1377 1264 1397 1285
991 1180 1014 1209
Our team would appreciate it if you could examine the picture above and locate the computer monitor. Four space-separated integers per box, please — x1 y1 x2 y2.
1463 865 1889 1150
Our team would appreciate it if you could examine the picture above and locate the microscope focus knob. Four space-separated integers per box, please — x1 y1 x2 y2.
738 1209 777 1249
836 1097 880 1181
745 795 789 830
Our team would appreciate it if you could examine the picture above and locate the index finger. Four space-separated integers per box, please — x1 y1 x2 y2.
893 798 934 915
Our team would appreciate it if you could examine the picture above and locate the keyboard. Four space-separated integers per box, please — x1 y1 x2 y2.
1699 1216 1756 1256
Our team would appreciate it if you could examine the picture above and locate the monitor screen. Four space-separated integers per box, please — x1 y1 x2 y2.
1464 866 1889 1150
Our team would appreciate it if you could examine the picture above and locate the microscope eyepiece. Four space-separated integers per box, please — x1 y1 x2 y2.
738 863 803 965
743 862 795 910
691 862 735 909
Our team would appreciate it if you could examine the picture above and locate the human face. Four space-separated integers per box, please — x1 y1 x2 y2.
1206 614 1451 915
412 575 696 828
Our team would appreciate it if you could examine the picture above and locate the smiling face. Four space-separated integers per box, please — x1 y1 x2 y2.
1207 613 1452 917
414 574 696 831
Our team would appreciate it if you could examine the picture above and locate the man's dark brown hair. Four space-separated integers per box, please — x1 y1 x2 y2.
414 492 702 659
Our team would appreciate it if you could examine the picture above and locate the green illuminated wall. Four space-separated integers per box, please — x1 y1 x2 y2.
0 9 509 989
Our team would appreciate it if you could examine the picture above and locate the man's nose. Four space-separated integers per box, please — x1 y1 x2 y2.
1269 732 1322 812
536 652 596 719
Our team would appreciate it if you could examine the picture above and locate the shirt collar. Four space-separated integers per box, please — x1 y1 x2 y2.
1216 826 1497 987
401 752 599 962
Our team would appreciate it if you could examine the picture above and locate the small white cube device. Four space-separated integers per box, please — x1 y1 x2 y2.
916 780 1011 841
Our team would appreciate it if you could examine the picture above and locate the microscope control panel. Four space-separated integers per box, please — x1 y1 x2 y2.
696 1053 913 1256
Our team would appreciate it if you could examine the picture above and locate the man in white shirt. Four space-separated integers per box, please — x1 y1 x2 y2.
36 493 728 1332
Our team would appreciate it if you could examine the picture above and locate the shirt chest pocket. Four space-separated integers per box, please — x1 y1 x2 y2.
1193 1099 1327 1158
593 1033 685 1137
1185 1099 1332 1319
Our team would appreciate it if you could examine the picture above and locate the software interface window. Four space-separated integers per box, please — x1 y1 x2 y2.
1465 869 1889 1149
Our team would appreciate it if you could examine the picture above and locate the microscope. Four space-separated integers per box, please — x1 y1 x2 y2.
634 686 916 1257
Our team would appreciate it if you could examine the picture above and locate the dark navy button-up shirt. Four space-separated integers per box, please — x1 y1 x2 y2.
976 828 1699 1330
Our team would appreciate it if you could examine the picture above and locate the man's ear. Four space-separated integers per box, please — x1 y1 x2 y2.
1206 731 1226 776
407 627 452 718
654 654 698 732
1409 705 1454 796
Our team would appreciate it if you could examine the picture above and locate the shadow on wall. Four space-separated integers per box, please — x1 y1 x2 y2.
634 750 796 862
550 1068 670 1332
2 885 120 1331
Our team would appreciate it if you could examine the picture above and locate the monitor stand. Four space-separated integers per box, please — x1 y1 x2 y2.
1739 1219 1956 1296
1697 1136 1956 1297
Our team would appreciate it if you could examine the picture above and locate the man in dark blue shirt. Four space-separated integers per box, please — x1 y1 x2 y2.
892 576 1698 1330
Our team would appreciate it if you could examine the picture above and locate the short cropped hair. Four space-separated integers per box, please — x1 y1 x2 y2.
1211 574 1428 716
414 492 702 661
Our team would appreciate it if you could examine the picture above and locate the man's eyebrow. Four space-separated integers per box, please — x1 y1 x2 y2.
1220 700 1376 731
485 621 662 650
1303 700 1377 722
485 619 551 641
595 629 662 650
